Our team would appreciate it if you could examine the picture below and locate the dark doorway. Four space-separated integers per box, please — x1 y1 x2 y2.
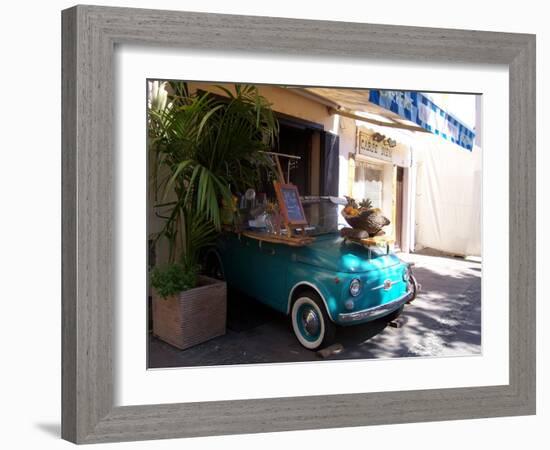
276 123 312 195
271 114 337 198
395 166 404 249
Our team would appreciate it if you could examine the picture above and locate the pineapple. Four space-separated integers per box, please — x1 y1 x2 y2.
343 196 360 217
358 198 373 211
344 196 358 209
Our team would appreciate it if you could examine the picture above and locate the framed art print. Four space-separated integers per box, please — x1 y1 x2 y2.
61 5 535 444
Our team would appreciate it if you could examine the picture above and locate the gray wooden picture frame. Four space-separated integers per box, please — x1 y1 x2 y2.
61 5 536 444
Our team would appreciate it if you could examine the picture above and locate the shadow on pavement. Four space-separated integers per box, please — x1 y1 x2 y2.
148 257 481 368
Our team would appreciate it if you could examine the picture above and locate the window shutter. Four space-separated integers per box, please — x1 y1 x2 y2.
321 131 340 196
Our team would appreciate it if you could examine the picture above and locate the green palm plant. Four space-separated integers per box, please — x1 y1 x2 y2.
148 82 278 272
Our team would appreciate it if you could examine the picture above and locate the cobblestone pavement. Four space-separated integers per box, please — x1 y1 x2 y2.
149 251 481 368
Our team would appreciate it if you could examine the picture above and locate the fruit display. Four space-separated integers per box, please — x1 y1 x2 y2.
341 196 390 237
342 196 372 217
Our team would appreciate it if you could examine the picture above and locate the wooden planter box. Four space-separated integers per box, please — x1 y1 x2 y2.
152 275 227 350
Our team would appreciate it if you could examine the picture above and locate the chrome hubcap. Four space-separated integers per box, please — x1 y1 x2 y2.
301 308 320 337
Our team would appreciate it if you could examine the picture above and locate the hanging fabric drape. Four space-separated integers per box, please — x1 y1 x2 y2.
353 161 383 208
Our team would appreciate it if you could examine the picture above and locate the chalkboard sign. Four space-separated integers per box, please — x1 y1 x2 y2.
274 182 308 226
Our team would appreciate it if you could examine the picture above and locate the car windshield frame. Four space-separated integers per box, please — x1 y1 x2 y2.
300 196 348 237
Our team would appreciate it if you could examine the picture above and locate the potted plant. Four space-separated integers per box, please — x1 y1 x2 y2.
150 261 226 350
147 81 278 349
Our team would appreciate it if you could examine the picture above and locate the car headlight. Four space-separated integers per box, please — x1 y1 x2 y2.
349 278 361 297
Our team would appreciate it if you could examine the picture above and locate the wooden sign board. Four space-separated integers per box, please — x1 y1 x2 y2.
274 181 308 226
358 131 393 162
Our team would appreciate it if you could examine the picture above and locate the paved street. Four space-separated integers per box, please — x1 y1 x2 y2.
149 250 481 368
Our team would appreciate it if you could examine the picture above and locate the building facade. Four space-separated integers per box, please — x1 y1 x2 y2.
172 82 481 257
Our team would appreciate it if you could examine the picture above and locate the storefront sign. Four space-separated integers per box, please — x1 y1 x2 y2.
357 131 393 162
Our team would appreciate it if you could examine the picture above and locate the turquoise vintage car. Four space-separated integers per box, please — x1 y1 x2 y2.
204 198 417 350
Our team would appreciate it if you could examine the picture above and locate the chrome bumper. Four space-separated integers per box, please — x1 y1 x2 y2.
337 289 414 324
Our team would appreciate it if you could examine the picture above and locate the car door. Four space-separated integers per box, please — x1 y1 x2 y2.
218 234 288 312
243 238 288 312
218 233 256 296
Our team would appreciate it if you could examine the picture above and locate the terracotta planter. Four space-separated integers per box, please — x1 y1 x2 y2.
152 275 227 350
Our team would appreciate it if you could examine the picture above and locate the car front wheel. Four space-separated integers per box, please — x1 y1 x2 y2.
407 274 419 303
291 291 336 350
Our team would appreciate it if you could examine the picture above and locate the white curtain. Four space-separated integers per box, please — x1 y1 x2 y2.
414 134 482 257
354 162 383 208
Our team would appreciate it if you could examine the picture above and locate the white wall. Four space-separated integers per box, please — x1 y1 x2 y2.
1 1 546 450
190 82 337 129
336 116 358 196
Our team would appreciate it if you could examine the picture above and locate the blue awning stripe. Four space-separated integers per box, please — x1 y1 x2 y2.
368 90 476 151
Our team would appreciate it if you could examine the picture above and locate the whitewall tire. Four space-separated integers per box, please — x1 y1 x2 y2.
291 291 336 350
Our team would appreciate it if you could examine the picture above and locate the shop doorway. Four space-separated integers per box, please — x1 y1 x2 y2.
395 166 404 249
272 114 339 198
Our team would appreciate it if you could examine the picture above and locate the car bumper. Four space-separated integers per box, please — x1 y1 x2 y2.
337 288 414 324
